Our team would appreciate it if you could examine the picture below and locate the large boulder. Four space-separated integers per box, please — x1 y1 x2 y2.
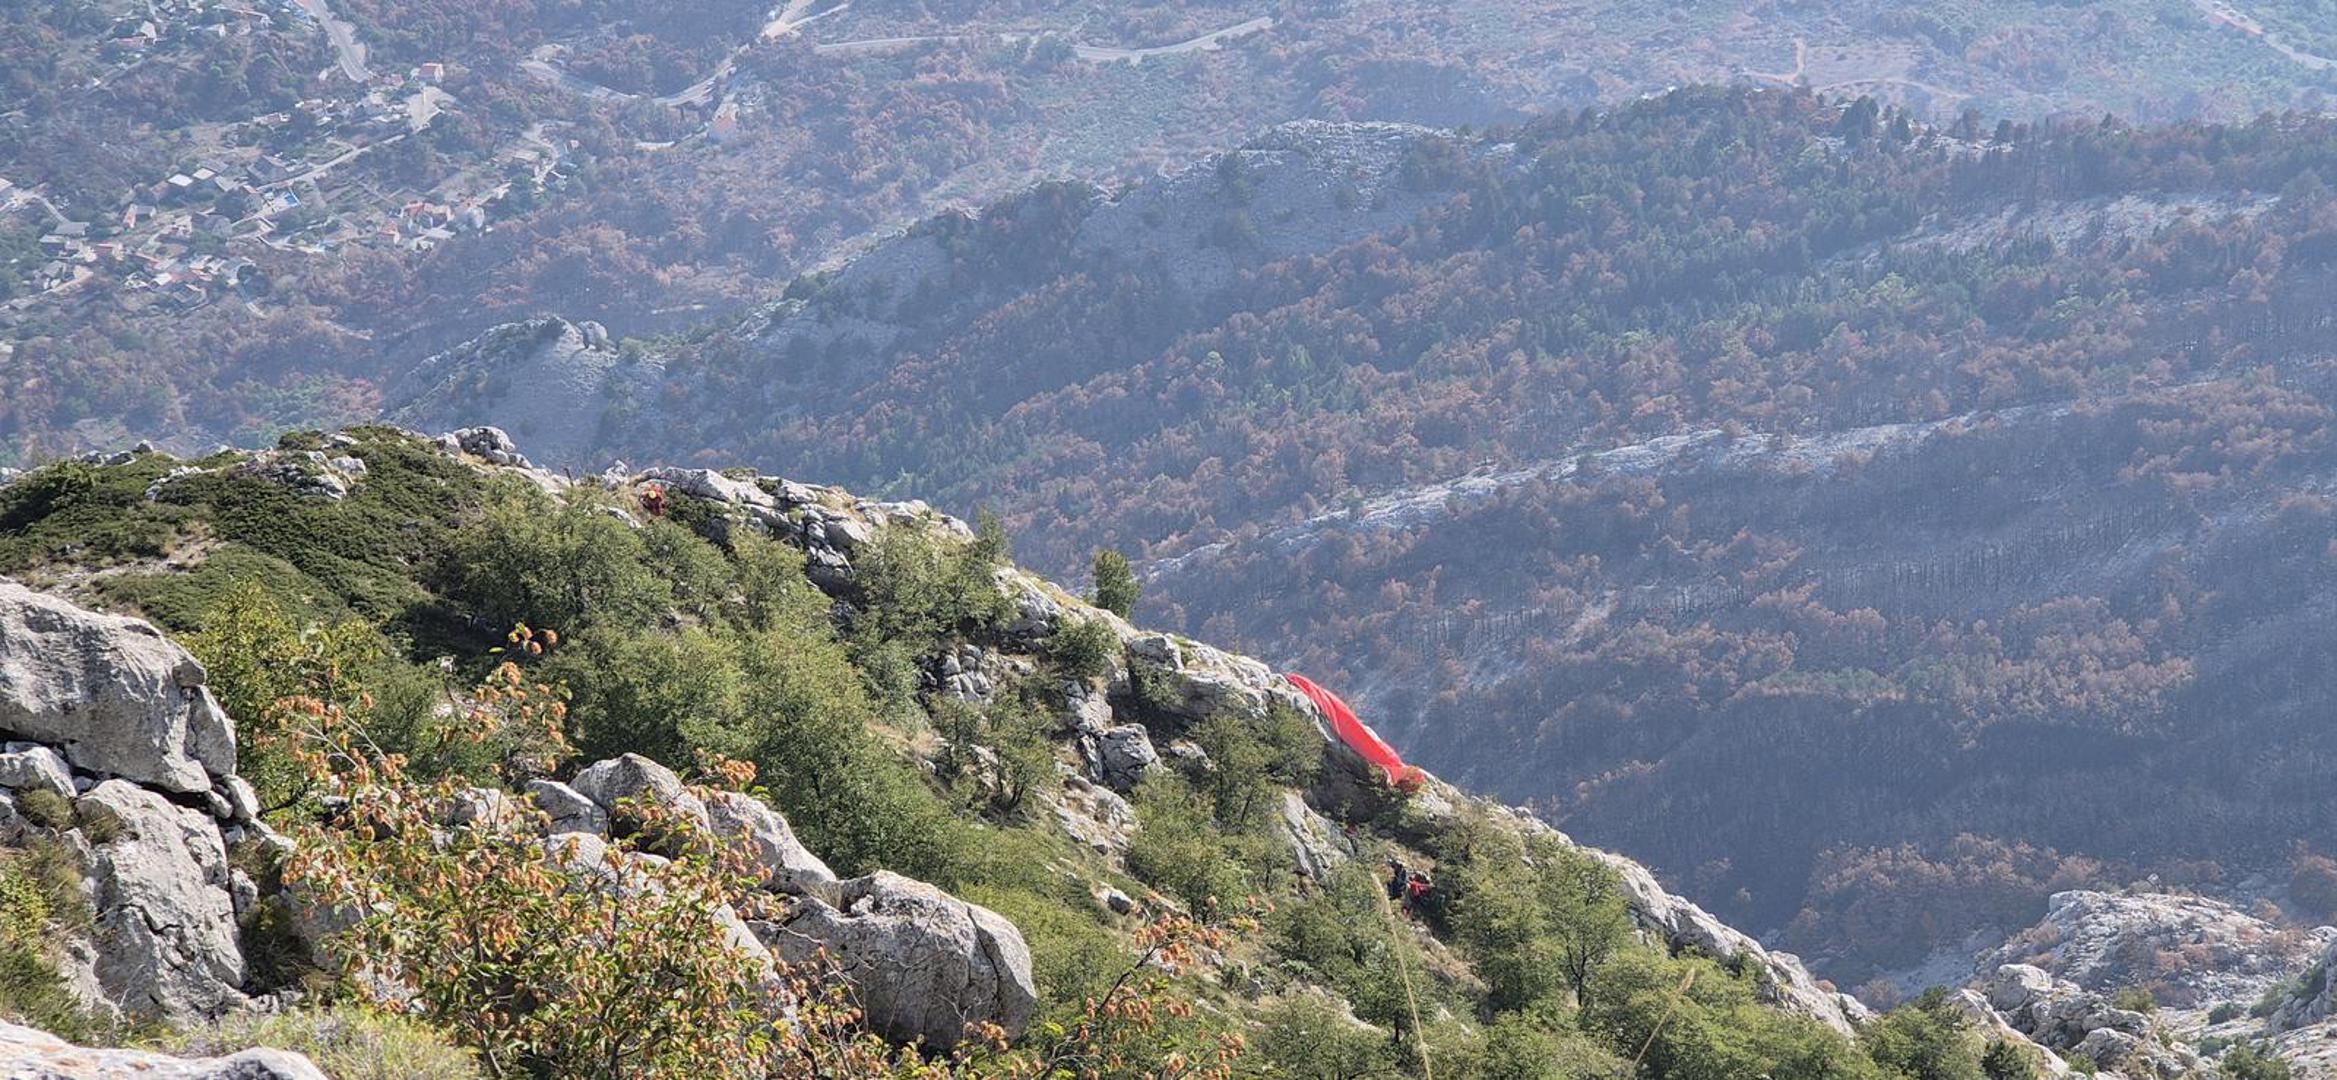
0 580 236 794
702 789 836 897
0 1019 324 1079
767 870 1038 1050
70 780 248 1022
569 753 709 838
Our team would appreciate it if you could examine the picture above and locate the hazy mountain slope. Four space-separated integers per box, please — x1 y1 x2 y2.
377 88 2337 981
14 0 2337 465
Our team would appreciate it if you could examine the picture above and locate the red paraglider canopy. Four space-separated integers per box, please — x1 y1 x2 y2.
1285 673 1418 788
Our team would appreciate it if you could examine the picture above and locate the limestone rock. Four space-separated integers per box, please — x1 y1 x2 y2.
1985 890 2335 1016
769 870 1037 1050
0 1019 325 1080
703 789 836 897
526 778 609 835
1080 724 1160 792
569 753 709 838
1052 772 1136 856
1279 791 1349 882
637 466 773 511
0 743 73 801
0 581 235 794
73 780 247 1022
1585 847 1866 1036
1942 989 2074 1078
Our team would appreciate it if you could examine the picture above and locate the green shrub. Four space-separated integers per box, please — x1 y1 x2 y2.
933 695 1059 817
1254 993 1397 1079
1980 1038 2041 1080
1477 1007 1631 1080
0 841 97 1041
2110 986 2157 1015
847 520 1012 649
2221 1045 2296 1080
1090 549 1139 619
1864 989 1986 1080
0 459 183 575
1268 863 1417 1029
2209 1001 2244 1025
156 1005 485 1080
1579 949 1884 1080
1046 618 1119 682
1127 775 1276 913
1185 704 1321 830
1447 835 1631 1012
443 492 672 633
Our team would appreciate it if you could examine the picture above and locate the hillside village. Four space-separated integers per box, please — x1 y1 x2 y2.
0 0 571 322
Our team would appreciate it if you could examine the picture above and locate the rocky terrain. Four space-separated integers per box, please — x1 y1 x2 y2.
0 424 1970 1076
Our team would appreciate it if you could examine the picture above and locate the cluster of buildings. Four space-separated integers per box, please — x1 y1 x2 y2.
104 0 279 55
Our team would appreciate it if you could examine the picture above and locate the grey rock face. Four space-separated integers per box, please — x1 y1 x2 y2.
73 780 248 1022
0 1019 325 1079
1978 962 2202 1077
769 870 1037 1050
0 743 73 801
449 426 531 468
1052 773 1136 856
702 789 836 897
1279 790 1349 882
569 752 709 833
526 778 609 835
1584 847 1867 1036
1080 724 1160 793
637 466 772 511
1985 890 2334 1015
0 580 235 794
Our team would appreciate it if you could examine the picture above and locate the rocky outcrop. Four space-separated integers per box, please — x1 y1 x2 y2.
0 581 271 1028
71 780 249 1020
0 1019 325 1080
1973 963 2204 1078
0 579 237 795
1942 988 2075 1078
1984 890 2335 1017
551 753 1025 1050
1279 790 1350 882
1078 723 1160 793
769 870 1038 1050
1583 844 1871 1037
386 316 659 469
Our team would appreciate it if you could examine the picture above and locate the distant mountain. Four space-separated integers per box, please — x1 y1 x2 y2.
379 88 2337 984
15 0 2337 462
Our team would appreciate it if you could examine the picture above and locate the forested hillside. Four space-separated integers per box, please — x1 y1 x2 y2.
391 87 2337 981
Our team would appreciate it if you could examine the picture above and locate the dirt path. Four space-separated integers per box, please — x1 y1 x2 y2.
817 14 1274 62
1742 36 1806 84
2190 0 2336 70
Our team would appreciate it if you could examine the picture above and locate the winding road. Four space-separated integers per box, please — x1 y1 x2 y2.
295 0 371 82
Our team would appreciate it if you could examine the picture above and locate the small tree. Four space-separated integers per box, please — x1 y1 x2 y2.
1980 1039 2040 1080
1092 549 1140 619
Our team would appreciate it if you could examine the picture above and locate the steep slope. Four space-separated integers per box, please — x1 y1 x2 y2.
0 424 2218 1078
381 88 2337 982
